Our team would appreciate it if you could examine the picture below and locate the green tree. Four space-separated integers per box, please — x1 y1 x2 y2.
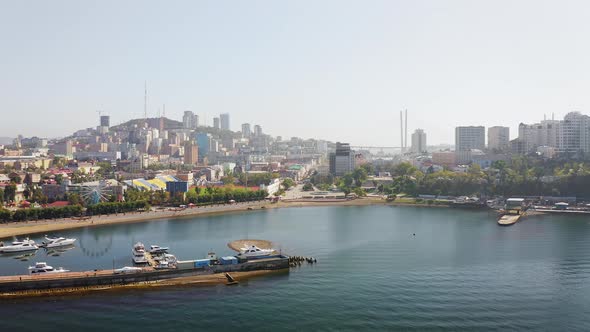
352 168 368 187
4 184 16 202
282 178 295 190
302 183 314 191
67 193 82 206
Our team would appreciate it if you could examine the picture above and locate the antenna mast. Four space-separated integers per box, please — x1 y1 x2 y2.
144 81 148 123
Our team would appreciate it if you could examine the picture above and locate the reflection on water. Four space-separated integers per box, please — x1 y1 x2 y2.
45 245 76 257
78 233 113 258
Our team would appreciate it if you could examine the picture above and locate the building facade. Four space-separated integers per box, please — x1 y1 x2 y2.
518 120 558 153
329 142 355 176
220 113 230 131
455 126 485 151
241 123 251 138
183 142 198 165
487 126 509 151
411 129 427 153
183 111 198 129
557 112 590 154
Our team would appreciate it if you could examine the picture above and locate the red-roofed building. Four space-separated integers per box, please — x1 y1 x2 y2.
45 201 70 207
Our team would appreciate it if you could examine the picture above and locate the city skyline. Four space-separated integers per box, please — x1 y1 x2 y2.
3 1 590 145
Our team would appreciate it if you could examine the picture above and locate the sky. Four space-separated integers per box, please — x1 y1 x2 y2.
2 0 590 146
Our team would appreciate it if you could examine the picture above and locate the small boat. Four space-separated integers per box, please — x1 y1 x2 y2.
28 262 69 274
238 245 275 258
0 238 39 253
148 245 169 254
39 236 77 248
132 242 148 264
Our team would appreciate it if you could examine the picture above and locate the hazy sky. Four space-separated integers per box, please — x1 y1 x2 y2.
2 0 590 145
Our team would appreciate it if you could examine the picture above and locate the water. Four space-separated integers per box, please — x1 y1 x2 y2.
1 206 590 331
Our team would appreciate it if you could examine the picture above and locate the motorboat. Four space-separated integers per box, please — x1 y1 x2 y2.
149 245 169 254
28 262 69 274
0 238 39 253
132 242 148 264
238 245 275 258
40 236 77 248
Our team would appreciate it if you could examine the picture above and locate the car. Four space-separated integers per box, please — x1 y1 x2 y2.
114 266 143 274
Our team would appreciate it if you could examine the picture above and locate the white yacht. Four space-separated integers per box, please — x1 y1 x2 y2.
238 245 275 258
40 236 77 248
28 262 69 274
132 242 148 264
0 238 39 253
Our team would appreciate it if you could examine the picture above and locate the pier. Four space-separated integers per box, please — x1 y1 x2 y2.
0 255 290 297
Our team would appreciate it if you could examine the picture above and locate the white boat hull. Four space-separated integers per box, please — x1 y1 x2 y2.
2 246 39 253
44 239 76 248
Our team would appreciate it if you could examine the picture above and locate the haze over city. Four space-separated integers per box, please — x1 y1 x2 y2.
3 0 590 144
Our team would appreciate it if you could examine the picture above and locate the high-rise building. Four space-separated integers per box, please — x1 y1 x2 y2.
241 123 251 138
213 117 220 129
329 142 355 176
220 113 230 131
193 114 199 128
254 125 262 137
411 129 427 153
557 112 590 154
455 126 485 151
518 120 558 153
196 133 212 160
100 116 110 127
183 142 198 165
488 126 510 151
183 111 195 129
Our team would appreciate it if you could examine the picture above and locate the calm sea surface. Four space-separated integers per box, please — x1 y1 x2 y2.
1 206 590 331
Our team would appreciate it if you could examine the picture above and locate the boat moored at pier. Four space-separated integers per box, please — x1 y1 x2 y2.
40 236 77 248
28 262 70 274
0 238 39 253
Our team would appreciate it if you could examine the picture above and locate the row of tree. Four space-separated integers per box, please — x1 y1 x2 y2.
0 205 83 222
379 158 590 198
85 201 150 216
185 186 267 204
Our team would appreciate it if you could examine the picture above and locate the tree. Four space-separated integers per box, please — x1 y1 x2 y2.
302 183 314 191
0 188 4 206
67 193 82 206
282 178 295 190
8 174 21 184
352 168 368 187
391 162 418 177
4 184 16 202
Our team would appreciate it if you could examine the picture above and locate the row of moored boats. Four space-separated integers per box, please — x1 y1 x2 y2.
0 236 77 253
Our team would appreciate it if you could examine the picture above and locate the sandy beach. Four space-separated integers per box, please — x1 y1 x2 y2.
0 198 394 239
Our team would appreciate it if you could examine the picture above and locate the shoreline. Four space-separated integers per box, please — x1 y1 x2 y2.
0 198 455 239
